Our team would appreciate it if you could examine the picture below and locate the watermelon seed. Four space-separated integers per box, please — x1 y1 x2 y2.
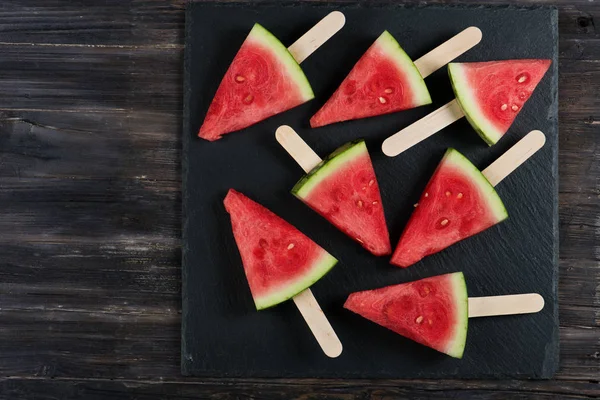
357 200 363 208
356 238 364 244
517 74 528 83
440 218 449 226
287 243 295 250
235 75 245 83
243 94 254 104
369 180 375 186
511 104 519 111
457 192 463 199
424 192 429 197
445 191 451 197
372 201 378 205
384 88 394 94
362 186 367 191
378 96 387 104
518 91 529 100
428 319 433 325
415 316 424 324
414 203 418 208
501 104 508 111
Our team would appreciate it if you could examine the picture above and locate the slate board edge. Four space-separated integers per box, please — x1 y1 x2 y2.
543 6 560 380
185 1 557 13
181 2 194 377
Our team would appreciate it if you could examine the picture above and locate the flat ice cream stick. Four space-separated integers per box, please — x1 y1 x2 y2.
482 130 546 187
468 293 544 318
414 27 482 78
292 289 343 358
382 99 465 157
288 11 346 64
276 125 322 173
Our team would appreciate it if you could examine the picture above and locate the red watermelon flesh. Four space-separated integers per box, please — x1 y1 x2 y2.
291 140 391 256
344 272 468 358
199 24 314 141
449 59 551 145
310 31 431 128
391 149 507 268
224 189 337 310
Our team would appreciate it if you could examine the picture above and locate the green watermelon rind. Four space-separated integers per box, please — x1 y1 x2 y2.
448 63 503 146
291 139 367 198
443 148 509 223
444 272 469 359
249 23 314 102
377 31 432 107
254 252 338 310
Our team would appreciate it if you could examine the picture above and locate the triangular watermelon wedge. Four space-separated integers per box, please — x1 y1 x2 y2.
224 189 337 310
449 59 551 145
391 148 508 268
310 31 432 128
199 24 314 141
291 140 391 256
344 272 469 358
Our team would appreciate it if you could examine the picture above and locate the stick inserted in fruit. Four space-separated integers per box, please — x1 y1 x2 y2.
382 59 551 156
310 27 482 128
344 272 545 358
224 189 343 358
391 130 546 268
276 125 391 256
199 11 346 141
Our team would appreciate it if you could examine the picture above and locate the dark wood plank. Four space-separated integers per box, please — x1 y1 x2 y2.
0 110 180 180
0 0 185 46
0 45 181 112
0 1 598 46
0 377 599 399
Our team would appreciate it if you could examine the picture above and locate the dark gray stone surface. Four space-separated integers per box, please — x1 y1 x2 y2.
182 2 558 378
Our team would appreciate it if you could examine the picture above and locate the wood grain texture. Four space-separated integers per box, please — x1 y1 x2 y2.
0 0 598 398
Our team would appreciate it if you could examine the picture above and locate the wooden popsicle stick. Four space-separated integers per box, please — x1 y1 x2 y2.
382 99 465 157
288 11 346 64
293 289 343 358
276 125 322 173
468 293 544 318
414 27 482 78
482 130 546 187
276 125 342 358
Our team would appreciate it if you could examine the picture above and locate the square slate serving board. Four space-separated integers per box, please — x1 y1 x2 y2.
182 2 558 379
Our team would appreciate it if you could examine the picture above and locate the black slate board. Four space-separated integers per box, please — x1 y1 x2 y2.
182 2 558 379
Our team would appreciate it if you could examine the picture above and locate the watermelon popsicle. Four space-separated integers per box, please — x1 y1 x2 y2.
310 27 482 127
382 59 552 156
198 11 346 141
391 130 546 268
224 189 343 358
276 125 391 256
344 272 545 358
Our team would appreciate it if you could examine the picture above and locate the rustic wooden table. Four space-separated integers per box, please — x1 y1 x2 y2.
0 1 597 399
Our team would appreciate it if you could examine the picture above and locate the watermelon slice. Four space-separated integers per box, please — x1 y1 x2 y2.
391 148 508 267
344 272 468 358
448 59 551 146
224 189 337 310
199 24 314 141
291 140 391 256
310 31 432 128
